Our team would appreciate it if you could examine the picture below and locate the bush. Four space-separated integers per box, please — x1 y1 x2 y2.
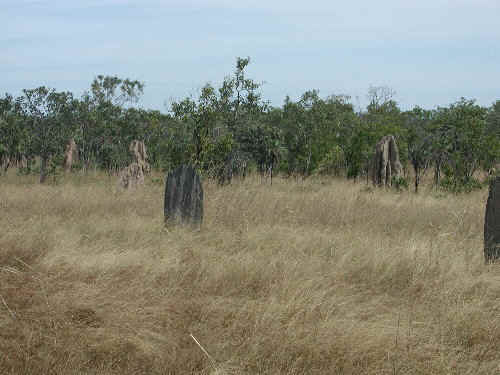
440 176 482 193
315 146 345 176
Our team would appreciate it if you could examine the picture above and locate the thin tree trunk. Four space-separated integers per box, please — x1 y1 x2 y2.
40 156 48 183
413 163 420 193
434 161 441 187
1 156 10 175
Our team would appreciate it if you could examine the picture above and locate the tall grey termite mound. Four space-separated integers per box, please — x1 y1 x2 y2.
164 164 203 227
118 140 150 189
484 176 500 263
63 138 79 172
371 135 403 187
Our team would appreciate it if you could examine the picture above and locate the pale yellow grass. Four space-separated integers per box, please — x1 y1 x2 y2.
0 171 499 374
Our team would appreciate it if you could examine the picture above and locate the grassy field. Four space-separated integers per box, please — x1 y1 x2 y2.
1 171 499 374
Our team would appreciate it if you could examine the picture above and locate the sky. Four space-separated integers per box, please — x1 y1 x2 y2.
2 0 499 112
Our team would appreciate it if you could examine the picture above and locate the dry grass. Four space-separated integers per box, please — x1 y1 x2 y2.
1 170 499 374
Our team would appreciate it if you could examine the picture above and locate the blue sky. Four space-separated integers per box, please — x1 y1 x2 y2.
2 0 499 111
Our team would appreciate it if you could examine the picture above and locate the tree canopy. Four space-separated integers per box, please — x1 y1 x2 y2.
1 57 498 191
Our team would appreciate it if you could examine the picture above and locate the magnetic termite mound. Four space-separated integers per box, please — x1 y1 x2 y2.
484 176 500 263
164 164 203 228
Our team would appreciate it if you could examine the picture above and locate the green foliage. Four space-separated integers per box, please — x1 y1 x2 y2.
169 57 270 182
238 122 281 174
315 145 345 176
344 120 376 179
90 75 144 106
365 86 405 142
20 86 76 182
71 75 146 172
141 111 183 171
484 100 500 170
281 91 357 177
2 59 498 195
439 174 482 193
403 106 433 192
171 85 218 166
433 98 490 190
0 94 28 173
199 133 235 179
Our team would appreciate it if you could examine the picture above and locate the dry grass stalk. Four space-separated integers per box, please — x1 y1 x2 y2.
190 333 219 371
0 170 499 374
0 294 16 320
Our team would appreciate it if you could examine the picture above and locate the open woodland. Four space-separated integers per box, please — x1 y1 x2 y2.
1 56 499 373
1 58 499 192
1 170 499 374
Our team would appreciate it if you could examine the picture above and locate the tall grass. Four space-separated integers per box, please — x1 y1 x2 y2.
1 171 499 374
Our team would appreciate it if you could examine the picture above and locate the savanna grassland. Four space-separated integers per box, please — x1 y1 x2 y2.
1 172 499 374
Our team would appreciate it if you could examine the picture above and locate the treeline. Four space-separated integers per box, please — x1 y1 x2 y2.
1 57 499 191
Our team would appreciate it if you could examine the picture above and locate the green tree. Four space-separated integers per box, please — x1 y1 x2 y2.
343 119 376 180
281 91 355 177
74 75 145 172
364 85 406 163
169 57 269 180
170 84 220 169
403 107 434 193
90 75 144 107
238 121 282 178
21 87 76 183
316 145 346 176
0 94 27 174
339 86 405 181
433 98 490 191
485 100 500 173
223 57 266 133
365 86 402 134
73 93 102 171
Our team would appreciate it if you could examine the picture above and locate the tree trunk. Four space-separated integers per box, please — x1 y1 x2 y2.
413 164 420 193
40 156 48 183
1 155 10 175
434 162 441 187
